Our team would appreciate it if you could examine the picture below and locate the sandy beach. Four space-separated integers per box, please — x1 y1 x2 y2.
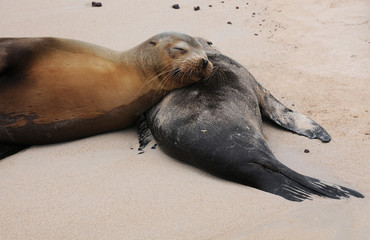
0 0 369 239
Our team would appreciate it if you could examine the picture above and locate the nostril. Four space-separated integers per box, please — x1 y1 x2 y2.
202 58 209 69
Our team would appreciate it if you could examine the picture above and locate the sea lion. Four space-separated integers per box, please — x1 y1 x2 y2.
138 38 364 202
0 32 213 158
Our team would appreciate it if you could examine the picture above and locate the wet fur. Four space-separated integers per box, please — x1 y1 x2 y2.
138 38 364 202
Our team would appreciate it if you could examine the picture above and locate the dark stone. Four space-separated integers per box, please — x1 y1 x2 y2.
151 144 158 149
92 2 102 7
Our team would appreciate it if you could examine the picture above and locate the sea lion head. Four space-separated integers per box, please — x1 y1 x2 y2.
194 37 218 53
137 32 213 90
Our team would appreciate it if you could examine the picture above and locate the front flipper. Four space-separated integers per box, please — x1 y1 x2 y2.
255 82 331 142
137 114 154 152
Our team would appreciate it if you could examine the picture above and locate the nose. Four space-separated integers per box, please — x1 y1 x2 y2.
202 58 209 69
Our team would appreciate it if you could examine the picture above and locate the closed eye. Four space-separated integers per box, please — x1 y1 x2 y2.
173 47 185 51
167 46 188 57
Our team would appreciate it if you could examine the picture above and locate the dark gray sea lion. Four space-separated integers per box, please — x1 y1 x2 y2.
0 32 213 159
138 38 364 201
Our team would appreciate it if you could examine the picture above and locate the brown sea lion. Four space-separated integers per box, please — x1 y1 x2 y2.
0 32 213 151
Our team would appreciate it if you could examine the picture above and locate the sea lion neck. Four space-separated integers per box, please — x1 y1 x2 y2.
117 47 156 79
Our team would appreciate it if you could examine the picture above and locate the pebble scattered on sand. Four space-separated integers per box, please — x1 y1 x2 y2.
151 144 158 149
168 2 286 35
304 149 310 153
91 2 102 7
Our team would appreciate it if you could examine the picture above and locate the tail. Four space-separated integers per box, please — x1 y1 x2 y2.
0 144 28 160
234 162 364 202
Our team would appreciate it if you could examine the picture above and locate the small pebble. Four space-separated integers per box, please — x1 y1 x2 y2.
209 5 212 7
254 33 258 36
151 144 158 149
304 149 310 153
194 6 200 11
172 4 180 9
227 21 232 25
138 151 144 155
236 6 239 9
92 2 102 7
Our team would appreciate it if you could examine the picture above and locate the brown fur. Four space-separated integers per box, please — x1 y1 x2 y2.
0 32 213 144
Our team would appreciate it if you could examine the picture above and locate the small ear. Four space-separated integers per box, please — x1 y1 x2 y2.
149 41 157 46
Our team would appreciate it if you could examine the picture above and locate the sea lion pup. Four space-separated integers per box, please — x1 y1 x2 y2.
138 38 364 202
0 32 213 159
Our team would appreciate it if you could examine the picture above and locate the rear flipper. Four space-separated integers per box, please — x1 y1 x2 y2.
231 162 364 202
255 82 331 142
0 143 28 160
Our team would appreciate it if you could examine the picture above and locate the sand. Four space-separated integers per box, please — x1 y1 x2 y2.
0 0 369 239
